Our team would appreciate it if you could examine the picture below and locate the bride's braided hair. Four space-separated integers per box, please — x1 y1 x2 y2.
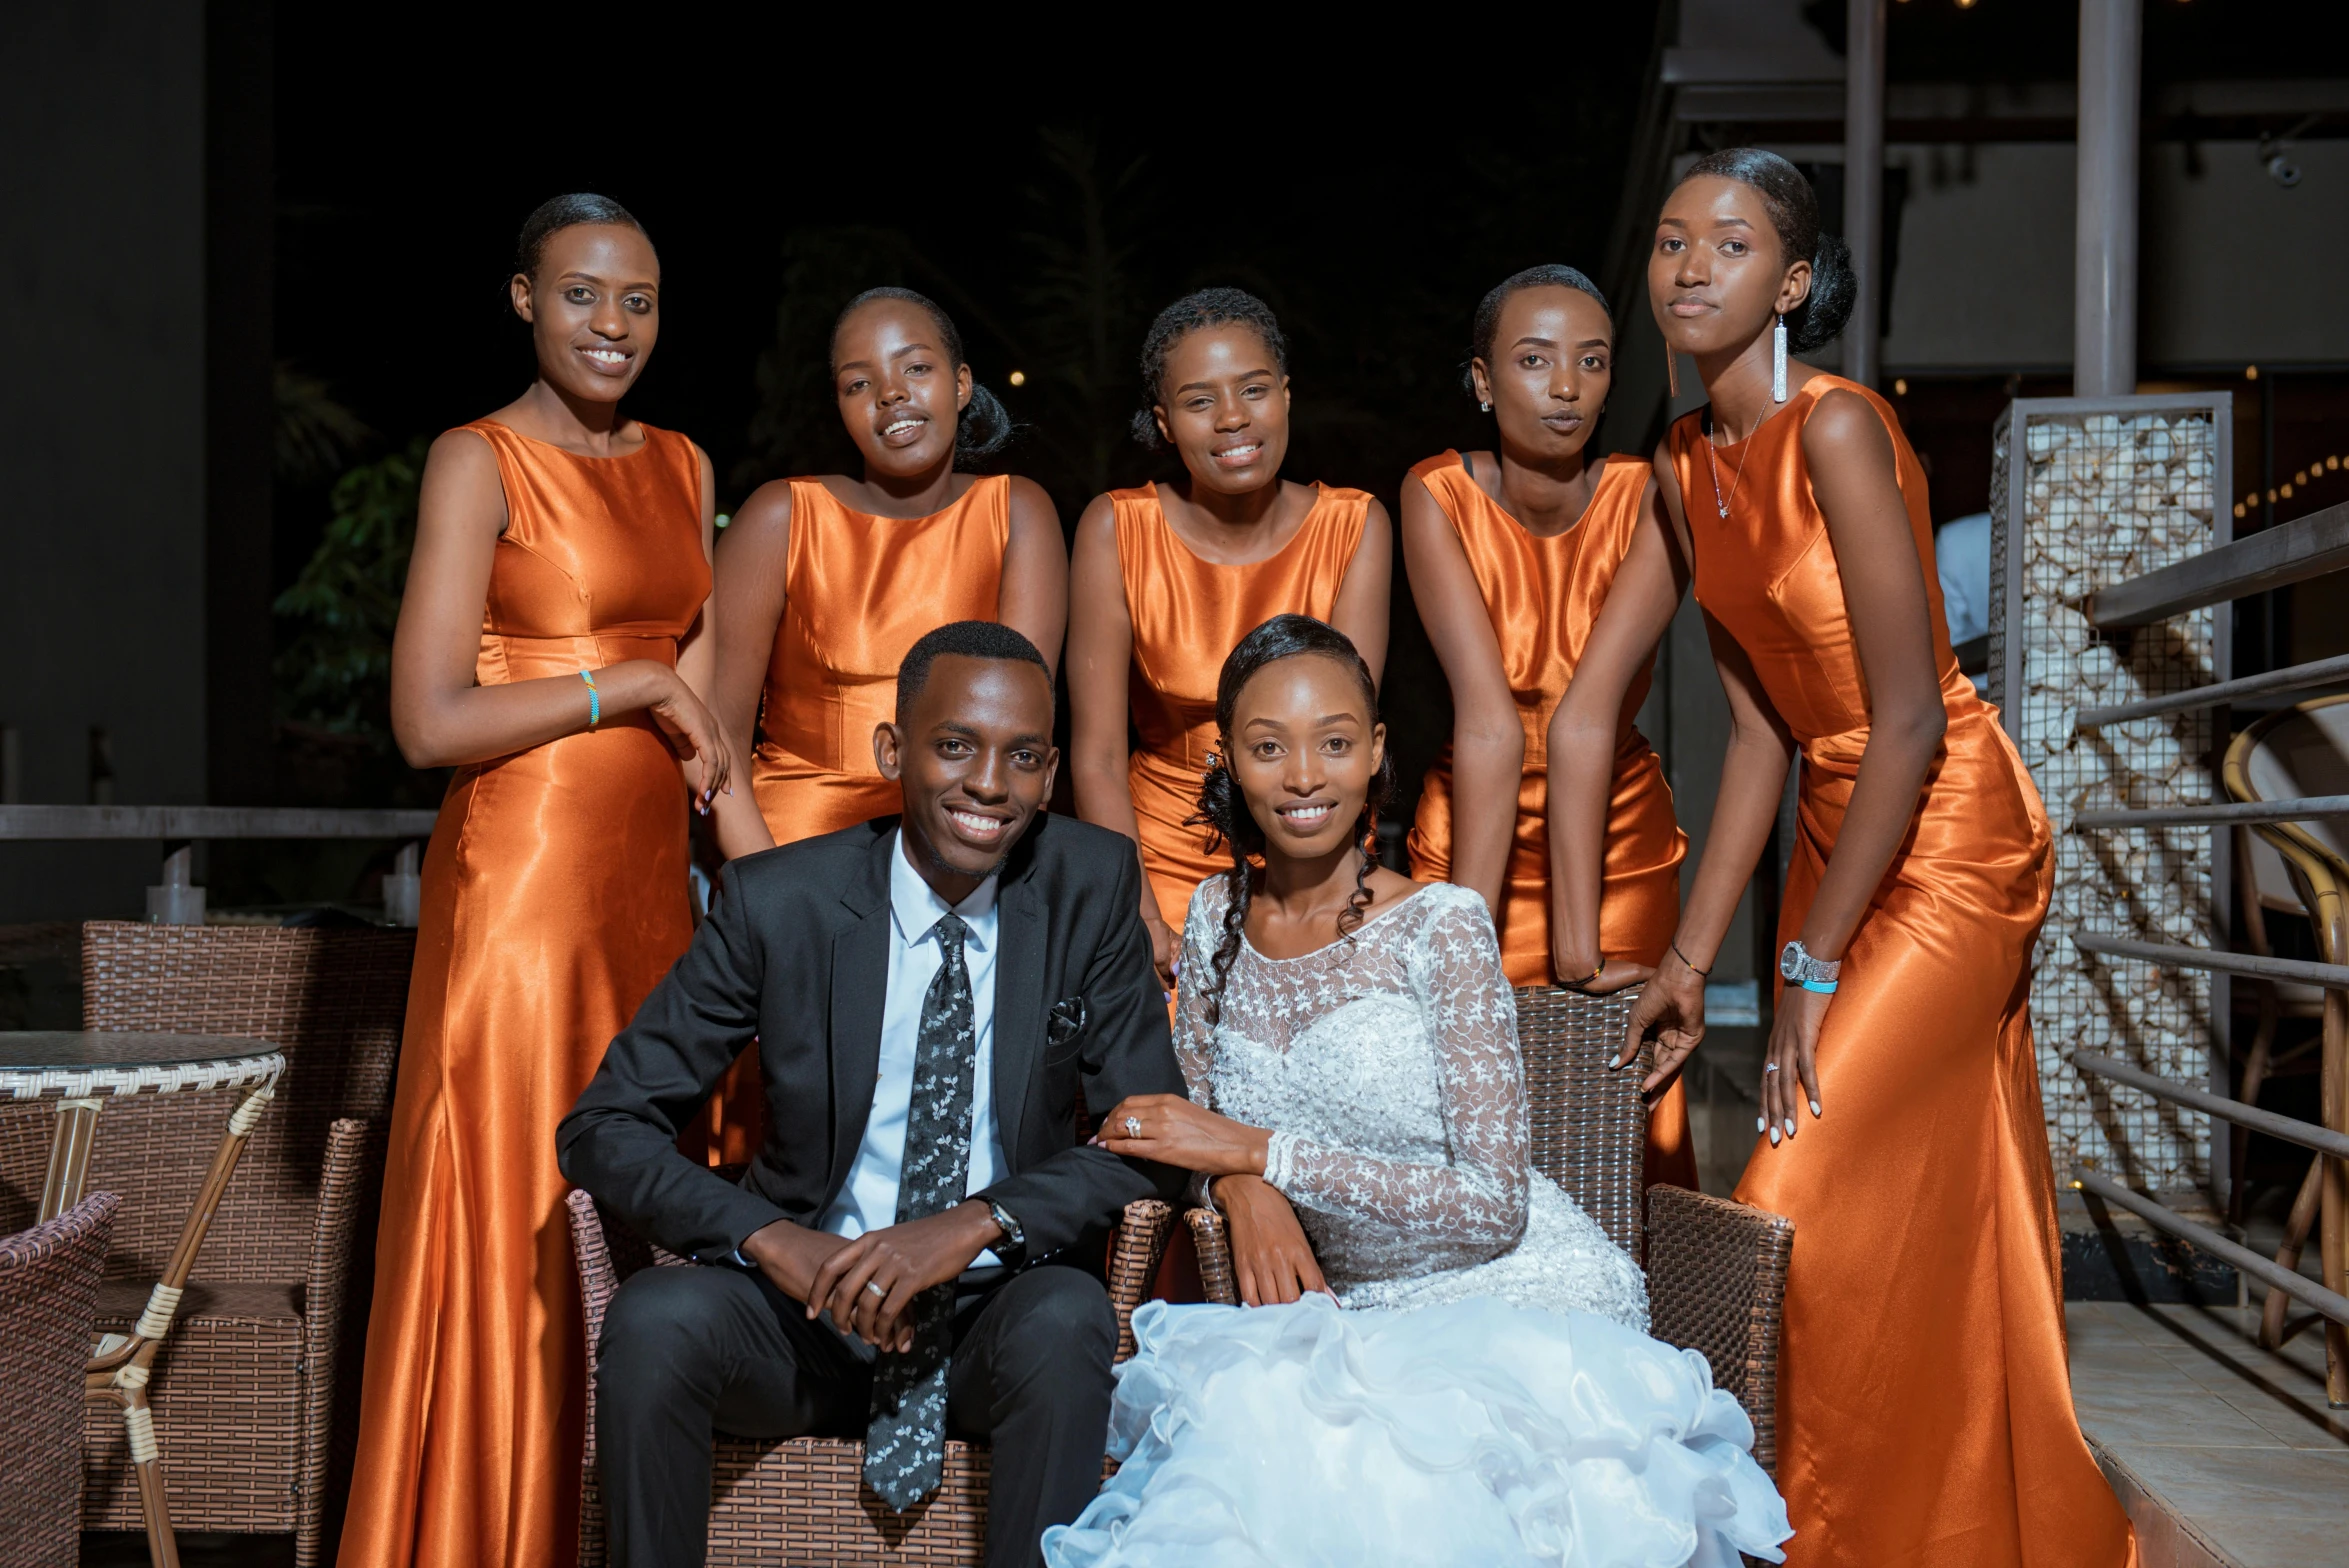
1187 615 1395 1027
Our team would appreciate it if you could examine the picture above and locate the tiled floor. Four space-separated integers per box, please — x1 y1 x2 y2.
2069 1301 2349 1568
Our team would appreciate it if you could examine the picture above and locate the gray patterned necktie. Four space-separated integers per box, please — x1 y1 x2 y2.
863 911 978 1510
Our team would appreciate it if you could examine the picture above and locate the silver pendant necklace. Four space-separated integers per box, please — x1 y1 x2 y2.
1701 410 1748 520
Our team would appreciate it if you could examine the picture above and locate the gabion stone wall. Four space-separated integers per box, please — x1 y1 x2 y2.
1988 395 2231 1196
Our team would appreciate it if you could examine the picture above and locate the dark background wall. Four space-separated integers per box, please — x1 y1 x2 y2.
3 3 214 921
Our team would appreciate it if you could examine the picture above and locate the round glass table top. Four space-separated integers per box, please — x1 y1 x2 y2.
0 1032 284 1097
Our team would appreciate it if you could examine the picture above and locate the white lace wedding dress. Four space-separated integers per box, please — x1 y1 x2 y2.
1043 880 1791 1568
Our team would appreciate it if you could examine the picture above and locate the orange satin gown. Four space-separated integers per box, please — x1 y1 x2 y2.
341 420 707 1568
749 474 1013 839
1670 380 2133 1567
687 474 1014 1165
1404 451 1697 1190
1112 482 1370 933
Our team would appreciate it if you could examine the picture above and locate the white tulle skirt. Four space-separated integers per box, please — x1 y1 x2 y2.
1043 1296 1791 1568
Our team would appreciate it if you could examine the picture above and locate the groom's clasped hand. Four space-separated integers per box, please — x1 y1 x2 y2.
744 1198 1008 1352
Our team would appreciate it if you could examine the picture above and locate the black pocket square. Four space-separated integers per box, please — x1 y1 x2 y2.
1046 997 1087 1046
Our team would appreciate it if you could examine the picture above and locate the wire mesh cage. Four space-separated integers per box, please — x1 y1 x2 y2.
1989 392 2233 1197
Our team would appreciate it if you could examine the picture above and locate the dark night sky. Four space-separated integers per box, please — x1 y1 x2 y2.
270 14 1664 553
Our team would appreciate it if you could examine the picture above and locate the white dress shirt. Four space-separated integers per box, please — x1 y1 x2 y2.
818 829 1008 1263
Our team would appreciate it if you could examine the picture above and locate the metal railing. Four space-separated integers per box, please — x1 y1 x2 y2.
2058 489 2349 1402
0 806 437 840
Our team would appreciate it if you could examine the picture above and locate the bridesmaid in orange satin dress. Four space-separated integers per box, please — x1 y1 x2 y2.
1400 265 1696 1191
1068 288 1391 988
698 287 1065 1161
344 196 735 1568
1564 150 2133 1566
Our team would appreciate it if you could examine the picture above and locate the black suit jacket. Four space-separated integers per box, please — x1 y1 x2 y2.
557 813 1188 1269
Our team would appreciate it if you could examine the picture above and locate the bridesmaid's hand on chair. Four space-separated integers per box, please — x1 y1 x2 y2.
1215 1175 1329 1307
1760 985 1829 1147
1618 948 1706 1106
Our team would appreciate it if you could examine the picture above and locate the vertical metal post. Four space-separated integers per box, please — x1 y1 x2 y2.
2262 372 2281 672
1843 0 1887 387
2075 0 2143 397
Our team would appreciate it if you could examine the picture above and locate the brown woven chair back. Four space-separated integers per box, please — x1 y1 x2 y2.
1513 985 1647 1261
0 922 412 1283
0 1191 120 1568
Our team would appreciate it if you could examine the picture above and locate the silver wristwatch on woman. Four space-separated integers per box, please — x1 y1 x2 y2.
1779 939 1841 994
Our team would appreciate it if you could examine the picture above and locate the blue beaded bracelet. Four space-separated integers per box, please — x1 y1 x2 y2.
580 668 600 728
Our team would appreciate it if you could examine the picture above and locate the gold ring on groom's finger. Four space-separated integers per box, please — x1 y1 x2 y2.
1123 1115 1142 1139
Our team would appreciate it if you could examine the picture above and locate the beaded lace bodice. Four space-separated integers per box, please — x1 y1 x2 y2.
1178 879 1648 1327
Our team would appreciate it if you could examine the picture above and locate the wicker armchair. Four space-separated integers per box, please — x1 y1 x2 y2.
0 921 414 1565
0 1191 120 1568
569 1188 1176 1567
1185 984 1795 1473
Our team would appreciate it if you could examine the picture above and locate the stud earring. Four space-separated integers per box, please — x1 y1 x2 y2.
1479 401 1492 413
1666 344 1680 399
1771 313 1788 404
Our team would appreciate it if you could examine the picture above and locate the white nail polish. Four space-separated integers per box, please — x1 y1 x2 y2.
1810 1100 1823 1118
1768 1127 1781 1146
1755 1116 1767 1133
1784 1118 1796 1136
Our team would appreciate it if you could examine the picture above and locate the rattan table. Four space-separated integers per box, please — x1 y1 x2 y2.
0 1032 284 1568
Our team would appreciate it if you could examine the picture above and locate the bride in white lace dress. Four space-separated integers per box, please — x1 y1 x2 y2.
1047 616 1789 1568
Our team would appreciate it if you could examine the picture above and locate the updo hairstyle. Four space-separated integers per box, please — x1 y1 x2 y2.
514 192 650 280
831 286 1016 463
1674 148 1856 353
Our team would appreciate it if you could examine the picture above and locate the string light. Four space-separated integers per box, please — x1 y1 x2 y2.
1894 378 1909 394
2234 503 2247 518
2246 365 2261 381
1008 370 1027 387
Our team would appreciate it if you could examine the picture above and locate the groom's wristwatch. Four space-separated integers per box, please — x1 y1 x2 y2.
985 1199 1026 1264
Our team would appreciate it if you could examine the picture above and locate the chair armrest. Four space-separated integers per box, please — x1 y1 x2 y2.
298 1118 372 1547
1183 1207 1240 1307
1645 1184 1793 1477
1104 1199 1173 1362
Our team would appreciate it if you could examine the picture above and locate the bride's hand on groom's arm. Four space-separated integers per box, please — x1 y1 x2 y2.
1090 1093 1270 1179
1215 1175 1329 1307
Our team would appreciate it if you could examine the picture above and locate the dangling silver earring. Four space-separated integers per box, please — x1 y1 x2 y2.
1666 344 1680 399
1479 400 1492 413
1771 313 1788 404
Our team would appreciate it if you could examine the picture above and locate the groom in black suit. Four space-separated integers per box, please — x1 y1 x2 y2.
558 621 1186 1568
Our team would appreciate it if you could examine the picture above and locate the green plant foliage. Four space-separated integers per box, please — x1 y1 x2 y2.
273 435 428 735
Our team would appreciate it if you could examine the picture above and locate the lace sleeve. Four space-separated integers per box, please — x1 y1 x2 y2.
1268 890 1531 1250
1172 879 1227 1111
